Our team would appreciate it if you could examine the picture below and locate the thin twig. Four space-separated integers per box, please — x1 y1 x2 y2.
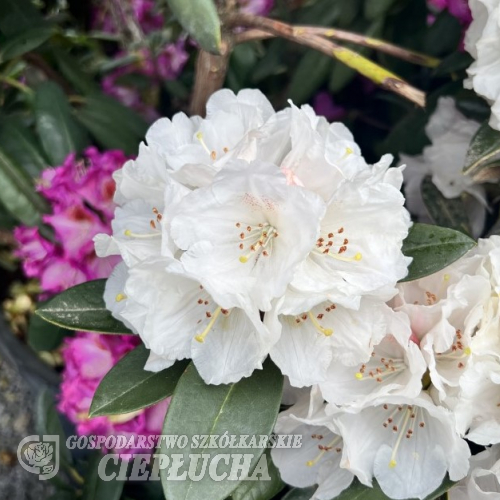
0 75 33 95
234 26 440 68
226 13 426 107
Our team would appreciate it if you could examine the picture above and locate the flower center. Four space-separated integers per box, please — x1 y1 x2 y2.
236 221 278 264
195 132 229 161
435 328 471 369
193 287 230 343
355 350 406 383
315 226 362 263
293 304 336 336
124 207 163 239
381 404 426 469
306 434 342 467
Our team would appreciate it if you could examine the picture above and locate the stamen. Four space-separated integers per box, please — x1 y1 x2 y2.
308 312 333 336
306 436 341 466
388 408 412 469
115 293 127 302
124 229 161 239
195 307 222 343
195 132 212 156
328 252 362 263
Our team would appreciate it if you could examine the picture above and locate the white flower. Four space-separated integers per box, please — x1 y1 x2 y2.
145 89 275 188
289 159 411 305
401 97 485 237
106 259 276 384
271 387 355 500
319 310 426 406
169 159 326 311
334 393 470 500
449 445 500 499
465 0 500 131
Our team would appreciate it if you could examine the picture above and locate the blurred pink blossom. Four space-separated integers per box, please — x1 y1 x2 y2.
312 91 346 122
238 0 274 15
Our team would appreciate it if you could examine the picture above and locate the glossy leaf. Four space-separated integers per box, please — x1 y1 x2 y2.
400 223 476 282
76 94 148 155
464 120 500 178
166 0 221 54
160 360 284 500
230 450 284 500
34 81 89 165
420 176 471 235
82 452 123 500
90 346 188 417
28 311 72 352
0 116 49 176
36 279 133 335
0 25 53 62
0 0 43 36
0 147 47 225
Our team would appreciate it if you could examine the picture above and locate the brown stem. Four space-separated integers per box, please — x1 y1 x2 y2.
190 36 232 116
235 26 439 68
226 13 426 107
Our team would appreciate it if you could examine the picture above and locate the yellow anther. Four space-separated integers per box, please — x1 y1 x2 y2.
328 252 362 263
239 256 249 264
354 253 362 261
195 307 222 343
464 347 471 356
346 147 353 155
124 229 132 236
115 293 127 302
355 372 363 380
389 460 397 469
443 273 450 281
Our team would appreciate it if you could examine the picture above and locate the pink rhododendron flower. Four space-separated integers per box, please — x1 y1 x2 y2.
239 0 274 16
430 0 472 24
313 91 346 122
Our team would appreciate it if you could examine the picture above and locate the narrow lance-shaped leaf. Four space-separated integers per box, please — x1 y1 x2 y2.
0 25 53 63
166 0 221 54
464 120 500 180
0 147 47 225
34 81 89 165
36 279 133 335
160 360 284 500
90 345 189 417
400 223 476 282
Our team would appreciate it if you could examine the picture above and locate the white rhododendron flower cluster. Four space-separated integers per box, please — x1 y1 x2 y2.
95 88 500 499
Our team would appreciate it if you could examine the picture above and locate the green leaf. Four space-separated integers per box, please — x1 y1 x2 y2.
53 49 98 95
35 279 133 335
0 147 47 225
420 176 471 235
76 94 148 155
34 81 89 165
0 0 43 36
289 50 332 105
36 389 73 468
82 452 124 500
90 346 188 417
0 24 53 62
464 120 500 178
230 450 284 500
0 116 49 176
363 0 397 20
28 310 72 352
434 52 473 77
166 0 221 54
400 223 476 282
160 360 284 500
281 487 316 500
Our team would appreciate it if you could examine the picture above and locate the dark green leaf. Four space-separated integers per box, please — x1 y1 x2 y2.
424 11 462 57
90 346 188 417
53 49 98 95
464 120 500 178
281 487 316 500
36 389 73 468
363 0 398 20
82 452 124 500
400 223 476 282
0 116 49 176
166 0 221 54
0 147 47 225
28 310 72 351
160 360 284 500
36 279 133 335
0 25 53 62
230 450 284 500
434 52 474 77
76 94 148 155
421 177 471 235
289 50 332 105
34 81 89 165
0 0 43 36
